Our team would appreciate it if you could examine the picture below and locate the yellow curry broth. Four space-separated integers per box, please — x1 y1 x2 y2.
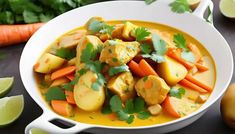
35 20 216 127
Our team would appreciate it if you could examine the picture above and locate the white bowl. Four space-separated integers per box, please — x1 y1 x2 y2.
20 0 233 134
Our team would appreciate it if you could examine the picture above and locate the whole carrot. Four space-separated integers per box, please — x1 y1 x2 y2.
0 23 44 47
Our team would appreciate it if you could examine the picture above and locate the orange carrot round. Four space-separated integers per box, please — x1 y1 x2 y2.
51 100 74 116
139 59 158 76
51 66 76 81
128 60 145 77
0 23 44 47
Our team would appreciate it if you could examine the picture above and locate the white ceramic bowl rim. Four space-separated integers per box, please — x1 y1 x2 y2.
20 0 233 133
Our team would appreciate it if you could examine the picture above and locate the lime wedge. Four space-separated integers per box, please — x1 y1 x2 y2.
0 95 24 127
0 77 14 98
187 0 200 10
31 128 49 134
220 0 235 19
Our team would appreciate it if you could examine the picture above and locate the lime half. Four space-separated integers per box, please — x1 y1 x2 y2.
0 95 24 127
0 77 14 98
220 0 235 19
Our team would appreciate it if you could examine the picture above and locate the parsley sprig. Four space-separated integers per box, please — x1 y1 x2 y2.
169 87 185 99
88 18 114 36
169 0 192 14
134 27 151 42
142 33 167 63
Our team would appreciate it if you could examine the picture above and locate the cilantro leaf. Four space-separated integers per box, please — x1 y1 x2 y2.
124 99 134 114
23 10 39 23
137 111 151 120
135 27 151 42
0 11 14 24
45 87 66 102
100 24 115 36
101 105 112 114
181 51 195 63
143 76 148 82
169 0 192 14
117 110 129 121
80 43 96 62
134 97 145 113
55 47 76 60
145 0 156 5
169 87 185 99
173 33 188 51
126 114 134 124
140 43 152 54
110 95 123 112
88 18 114 36
91 73 106 91
63 74 80 91
108 65 129 76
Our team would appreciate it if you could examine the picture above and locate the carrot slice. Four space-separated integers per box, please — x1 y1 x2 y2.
128 60 145 77
195 63 209 72
167 48 194 69
162 96 181 118
139 59 158 76
65 90 76 104
66 73 75 81
179 79 207 93
51 66 76 80
51 100 74 116
185 75 212 92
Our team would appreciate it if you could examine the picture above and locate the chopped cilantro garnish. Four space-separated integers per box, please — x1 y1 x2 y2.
62 74 80 91
137 111 151 120
91 73 106 91
181 51 195 63
108 65 129 76
101 105 112 114
145 0 156 5
134 27 151 42
140 43 152 54
55 47 76 60
169 0 192 14
124 99 134 114
169 87 185 99
143 76 148 82
88 18 114 36
142 33 167 63
45 87 66 102
110 95 122 112
80 43 97 62
134 97 145 113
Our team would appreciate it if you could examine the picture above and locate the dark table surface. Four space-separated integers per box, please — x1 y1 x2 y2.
0 0 235 134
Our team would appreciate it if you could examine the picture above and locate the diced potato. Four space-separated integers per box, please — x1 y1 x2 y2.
107 72 136 102
112 24 124 39
74 71 105 111
135 75 170 105
76 35 104 68
164 96 199 117
196 94 209 103
58 30 86 48
122 22 137 40
34 53 65 73
99 41 140 66
157 56 188 86
148 104 162 116
50 77 69 87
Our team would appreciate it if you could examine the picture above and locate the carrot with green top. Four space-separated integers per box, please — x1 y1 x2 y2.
51 100 74 116
139 59 158 76
65 90 76 104
0 23 44 47
179 79 208 93
185 74 212 92
128 60 145 77
51 66 76 80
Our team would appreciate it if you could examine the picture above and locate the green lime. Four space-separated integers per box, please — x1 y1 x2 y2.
220 0 235 19
0 77 14 98
31 128 49 134
0 95 24 127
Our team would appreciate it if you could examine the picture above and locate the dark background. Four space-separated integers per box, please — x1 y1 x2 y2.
0 0 234 133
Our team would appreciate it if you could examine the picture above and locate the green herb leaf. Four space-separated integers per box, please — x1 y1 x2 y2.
101 105 112 114
23 10 39 23
39 13 55 22
135 27 151 42
143 76 148 82
55 47 76 60
169 0 192 14
0 11 14 24
80 43 96 62
173 33 188 51
137 111 151 120
169 87 185 99
63 74 80 91
181 51 195 63
117 110 129 121
145 0 156 5
126 114 134 124
134 97 145 113
88 18 105 33
100 24 115 36
108 65 129 76
45 87 66 102
140 43 152 54
91 73 106 91
124 99 134 114
110 95 123 112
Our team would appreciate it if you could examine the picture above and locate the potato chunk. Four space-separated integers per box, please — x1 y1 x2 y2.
122 22 137 40
99 41 140 66
148 104 162 116
135 75 170 105
58 30 86 48
34 53 65 73
157 56 187 86
107 72 136 102
74 71 105 111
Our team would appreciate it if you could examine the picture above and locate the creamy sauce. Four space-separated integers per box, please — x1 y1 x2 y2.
35 20 216 127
